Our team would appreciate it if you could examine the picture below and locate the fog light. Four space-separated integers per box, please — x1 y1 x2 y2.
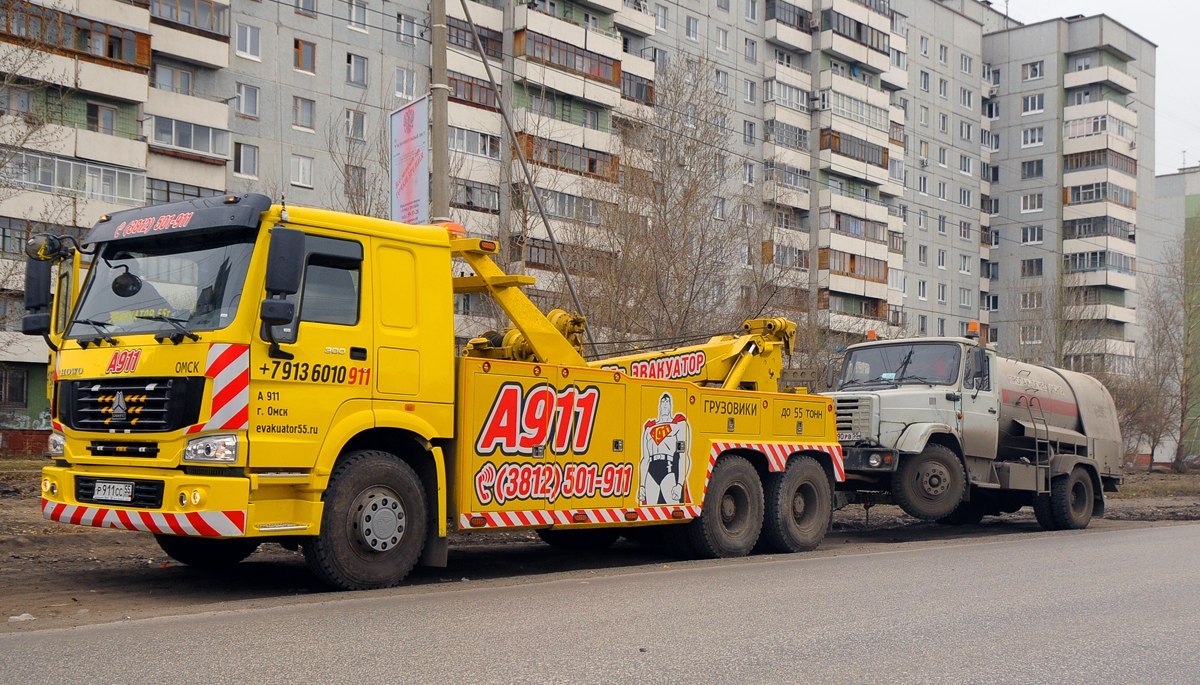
191 489 202 505
867 454 883 468
179 492 188 507
49 483 58 495
41 478 50 493
47 432 65 457
183 435 238 464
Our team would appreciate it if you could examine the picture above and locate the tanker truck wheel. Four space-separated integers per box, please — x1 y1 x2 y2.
686 456 763 558
1033 494 1059 531
155 535 260 569
761 456 832 553
1050 467 1095 529
892 444 965 521
536 528 621 550
303 450 427 590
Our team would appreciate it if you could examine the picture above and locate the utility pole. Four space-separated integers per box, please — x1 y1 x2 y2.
429 0 450 223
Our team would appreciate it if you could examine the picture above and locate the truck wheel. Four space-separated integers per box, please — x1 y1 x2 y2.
536 528 620 550
937 498 985 526
155 535 259 569
1050 467 1095 530
687 456 763 558
1033 494 1059 531
891 444 965 521
761 456 831 553
303 450 427 590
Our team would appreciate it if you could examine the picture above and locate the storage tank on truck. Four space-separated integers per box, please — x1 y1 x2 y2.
827 325 1122 529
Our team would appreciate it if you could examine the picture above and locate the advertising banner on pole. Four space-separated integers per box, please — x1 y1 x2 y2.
390 96 429 224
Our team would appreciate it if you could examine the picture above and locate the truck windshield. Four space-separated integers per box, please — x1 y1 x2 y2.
67 227 256 340
839 342 962 388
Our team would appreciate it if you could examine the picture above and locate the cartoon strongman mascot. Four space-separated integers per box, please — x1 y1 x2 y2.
638 393 692 505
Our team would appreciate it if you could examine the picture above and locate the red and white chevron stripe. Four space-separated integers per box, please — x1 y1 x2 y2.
187 343 250 434
708 441 846 482
41 498 246 537
459 505 702 529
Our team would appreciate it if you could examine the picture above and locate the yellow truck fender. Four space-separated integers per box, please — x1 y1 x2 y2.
895 423 957 455
310 399 376 486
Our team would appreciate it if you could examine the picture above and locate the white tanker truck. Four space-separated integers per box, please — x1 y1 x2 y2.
828 325 1122 529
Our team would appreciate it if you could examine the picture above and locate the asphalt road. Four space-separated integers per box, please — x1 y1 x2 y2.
2 523 1197 684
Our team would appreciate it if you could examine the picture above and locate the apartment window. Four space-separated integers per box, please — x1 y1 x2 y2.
937 283 947 304
919 105 929 126
1021 193 1043 213
919 70 929 92
984 101 999 119
938 113 948 134
233 142 258 177
347 53 367 86
743 162 755 185
1021 126 1044 147
146 178 222 204
919 35 929 56
290 154 314 187
450 179 500 213
918 314 928 334
1022 60 1044 81
1022 93 1044 114
581 108 599 130
349 0 368 29
450 126 501 158
654 4 667 29
1020 159 1044 179
345 109 366 140
86 103 117 135
937 249 946 269
959 254 971 274
938 181 947 200
294 39 316 72
743 120 756 145
396 67 416 99
1021 225 1044 245
233 83 259 118
918 210 928 231
918 244 928 265
0 365 26 407
293 96 315 129
960 54 973 74
917 175 928 194
153 64 193 95
717 28 729 51
686 16 699 40
1020 325 1042 345
959 220 972 241
938 214 947 235
1020 258 1043 278
295 0 316 16
718 0 729 10
715 69 729 95
746 0 757 21
937 146 946 166
959 287 972 309
745 39 757 63
959 121 973 142
152 117 229 157
743 79 756 104
1021 291 1044 310
397 13 416 44
938 44 948 64
713 197 726 220
918 280 927 300
959 88 973 110
983 294 998 311
938 78 948 99
235 24 261 59
959 188 972 208
959 155 973 175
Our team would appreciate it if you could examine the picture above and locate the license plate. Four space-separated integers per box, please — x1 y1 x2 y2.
92 480 134 502
837 432 862 442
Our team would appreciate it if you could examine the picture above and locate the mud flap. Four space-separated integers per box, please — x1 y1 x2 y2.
420 532 448 567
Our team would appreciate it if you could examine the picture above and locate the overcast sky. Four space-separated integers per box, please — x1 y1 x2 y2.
1005 0 1199 174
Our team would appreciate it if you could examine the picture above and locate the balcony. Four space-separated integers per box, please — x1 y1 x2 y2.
1065 65 1137 94
765 0 814 54
148 22 229 69
1064 303 1137 324
615 0 656 37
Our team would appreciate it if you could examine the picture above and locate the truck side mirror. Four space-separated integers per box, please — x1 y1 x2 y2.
264 226 304 296
825 364 837 390
22 258 52 336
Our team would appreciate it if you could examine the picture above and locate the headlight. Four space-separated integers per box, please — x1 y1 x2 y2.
183 435 239 463
867 453 883 468
47 432 65 457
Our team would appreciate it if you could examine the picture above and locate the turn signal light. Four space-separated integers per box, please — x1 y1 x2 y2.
572 513 589 523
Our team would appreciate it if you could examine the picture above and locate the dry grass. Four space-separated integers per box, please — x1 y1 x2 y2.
1110 471 1200 499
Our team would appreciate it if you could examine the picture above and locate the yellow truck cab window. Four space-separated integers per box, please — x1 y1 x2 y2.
264 234 363 344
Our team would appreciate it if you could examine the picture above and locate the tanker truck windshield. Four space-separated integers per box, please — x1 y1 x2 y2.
67 227 256 341
839 342 962 389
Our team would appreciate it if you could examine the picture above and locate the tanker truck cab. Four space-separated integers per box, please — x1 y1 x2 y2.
829 328 1122 529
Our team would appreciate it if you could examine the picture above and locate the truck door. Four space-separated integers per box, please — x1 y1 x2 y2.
545 376 630 515
960 348 999 459
249 232 373 469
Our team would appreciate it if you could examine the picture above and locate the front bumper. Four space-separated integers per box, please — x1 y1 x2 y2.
842 446 901 473
40 464 250 538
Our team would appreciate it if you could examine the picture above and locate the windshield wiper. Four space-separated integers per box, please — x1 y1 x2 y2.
839 376 896 390
137 315 200 344
74 318 119 347
896 374 937 387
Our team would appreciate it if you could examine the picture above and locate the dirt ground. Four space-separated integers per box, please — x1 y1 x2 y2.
2 461 1197 633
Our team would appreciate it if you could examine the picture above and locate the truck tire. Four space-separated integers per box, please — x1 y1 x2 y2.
155 535 259 569
937 498 985 526
891 444 965 521
536 528 620 550
303 450 427 590
686 456 763 558
1033 494 1059 531
1050 467 1095 530
761 456 831 553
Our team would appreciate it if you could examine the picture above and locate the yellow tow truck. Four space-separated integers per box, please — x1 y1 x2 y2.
24 194 843 589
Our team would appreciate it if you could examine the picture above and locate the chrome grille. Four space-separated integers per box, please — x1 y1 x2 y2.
834 395 875 440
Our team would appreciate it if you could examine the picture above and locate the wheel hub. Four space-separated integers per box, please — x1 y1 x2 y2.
353 487 406 552
919 463 950 497
792 492 807 519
